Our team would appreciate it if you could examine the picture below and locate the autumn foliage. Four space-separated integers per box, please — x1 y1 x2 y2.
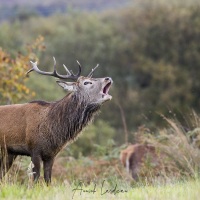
0 36 45 104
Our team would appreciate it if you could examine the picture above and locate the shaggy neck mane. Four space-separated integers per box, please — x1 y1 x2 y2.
47 92 101 149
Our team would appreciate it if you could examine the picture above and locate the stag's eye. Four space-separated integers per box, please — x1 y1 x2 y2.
84 81 92 85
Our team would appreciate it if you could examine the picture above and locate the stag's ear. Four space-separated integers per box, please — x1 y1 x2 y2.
56 80 77 92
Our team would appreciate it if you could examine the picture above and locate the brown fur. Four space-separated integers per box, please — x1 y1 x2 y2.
120 144 158 180
0 75 112 184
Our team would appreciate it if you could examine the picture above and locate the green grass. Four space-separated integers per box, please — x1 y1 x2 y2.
0 179 199 200
130 180 200 200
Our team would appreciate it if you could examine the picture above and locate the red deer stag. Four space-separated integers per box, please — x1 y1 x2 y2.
0 57 113 184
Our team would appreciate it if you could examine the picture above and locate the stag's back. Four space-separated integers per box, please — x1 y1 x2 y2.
0 103 50 146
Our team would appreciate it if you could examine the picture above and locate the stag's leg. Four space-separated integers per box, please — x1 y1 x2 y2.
31 154 41 182
0 152 17 179
43 158 54 185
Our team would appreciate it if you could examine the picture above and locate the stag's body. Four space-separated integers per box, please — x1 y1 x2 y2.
0 59 112 184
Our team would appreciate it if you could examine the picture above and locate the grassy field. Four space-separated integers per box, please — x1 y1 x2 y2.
0 179 199 200
0 116 199 200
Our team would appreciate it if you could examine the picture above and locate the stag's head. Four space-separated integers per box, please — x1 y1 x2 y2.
27 58 113 104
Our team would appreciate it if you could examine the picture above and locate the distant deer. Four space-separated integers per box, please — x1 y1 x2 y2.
120 144 158 180
0 58 113 184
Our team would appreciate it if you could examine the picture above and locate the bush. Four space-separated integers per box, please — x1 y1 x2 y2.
0 36 45 104
65 119 115 158
134 112 200 182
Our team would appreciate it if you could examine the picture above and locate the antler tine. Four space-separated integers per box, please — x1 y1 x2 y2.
87 64 99 78
75 60 82 77
26 62 35 76
63 60 82 77
63 64 72 76
26 61 54 76
52 57 57 74
27 57 82 80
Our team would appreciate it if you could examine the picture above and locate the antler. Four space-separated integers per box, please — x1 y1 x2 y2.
26 57 81 80
87 64 99 78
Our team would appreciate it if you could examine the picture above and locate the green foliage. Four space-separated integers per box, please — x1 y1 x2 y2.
66 120 115 158
107 3 200 129
26 74 64 102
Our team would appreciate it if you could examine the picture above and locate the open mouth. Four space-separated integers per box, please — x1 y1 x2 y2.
103 82 112 95
100 79 113 102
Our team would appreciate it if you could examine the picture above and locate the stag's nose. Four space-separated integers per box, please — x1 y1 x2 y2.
105 77 112 81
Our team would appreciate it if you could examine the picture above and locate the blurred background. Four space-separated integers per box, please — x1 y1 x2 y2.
0 0 200 183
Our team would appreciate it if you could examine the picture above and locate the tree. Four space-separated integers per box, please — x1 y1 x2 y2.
0 36 45 104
